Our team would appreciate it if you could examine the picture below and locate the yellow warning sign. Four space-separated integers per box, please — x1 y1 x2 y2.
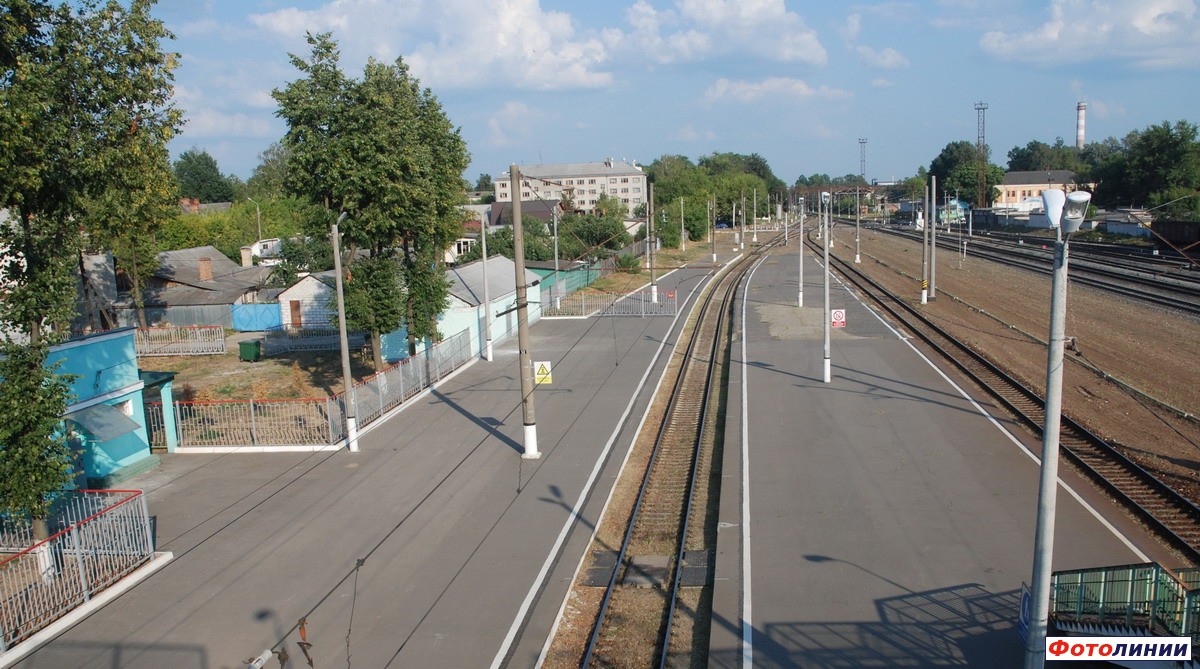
534 361 552 385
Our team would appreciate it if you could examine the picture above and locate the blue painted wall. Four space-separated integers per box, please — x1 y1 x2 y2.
48 328 155 482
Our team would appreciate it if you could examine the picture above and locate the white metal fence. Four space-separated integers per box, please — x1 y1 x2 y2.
134 326 226 356
262 326 365 356
542 289 678 317
0 490 154 653
146 328 475 449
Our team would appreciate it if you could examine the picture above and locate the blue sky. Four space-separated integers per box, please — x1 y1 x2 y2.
158 0 1200 186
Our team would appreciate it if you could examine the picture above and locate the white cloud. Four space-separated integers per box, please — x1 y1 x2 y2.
704 77 851 103
841 13 862 42
249 0 613 90
487 101 545 147
181 108 276 138
979 0 1200 68
674 124 717 141
870 78 895 88
855 45 909 69
617 0 826 65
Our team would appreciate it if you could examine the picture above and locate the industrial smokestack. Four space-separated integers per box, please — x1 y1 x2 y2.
1076 102 1087 149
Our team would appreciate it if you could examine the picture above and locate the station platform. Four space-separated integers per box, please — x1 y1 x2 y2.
708 242 1175 667
16 262 719 668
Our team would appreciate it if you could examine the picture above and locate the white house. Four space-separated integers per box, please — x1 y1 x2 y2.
276 271 336 329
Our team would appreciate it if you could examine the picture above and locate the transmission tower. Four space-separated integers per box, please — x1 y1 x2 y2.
858 138 867 180
974 101 988 208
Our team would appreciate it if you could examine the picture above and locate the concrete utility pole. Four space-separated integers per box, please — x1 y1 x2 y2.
510 165 539 459
798 197 805 307
854 186 861 264
821 191 831 383
740 192 746 251
552 206 560 306
930 175 938 300
649 182 657 303
921 185 930 304
752 189 758 243
709 198 716 263
481 214 493 361
680 197 686 252
331 212 358 453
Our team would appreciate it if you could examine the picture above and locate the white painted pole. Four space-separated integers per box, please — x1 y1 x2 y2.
821 192 831 383
481 213 493 361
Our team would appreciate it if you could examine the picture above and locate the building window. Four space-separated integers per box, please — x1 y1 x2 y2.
589 179 596 184
621 188 629 193
621 177 628 183
499 182 507 189
610 178 617 184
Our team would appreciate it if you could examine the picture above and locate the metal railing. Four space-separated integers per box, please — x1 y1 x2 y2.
542 289 678 318
134 325 226 356
1052 562 1200 642
147 328 475 449
0 490 154 653
262 326 365 356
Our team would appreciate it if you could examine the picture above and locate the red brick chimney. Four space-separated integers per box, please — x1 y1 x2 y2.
198 257 213 282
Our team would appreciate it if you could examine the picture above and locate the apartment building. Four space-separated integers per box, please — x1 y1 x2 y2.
493 159 646 217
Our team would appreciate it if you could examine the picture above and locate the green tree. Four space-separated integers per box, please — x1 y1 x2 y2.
474 173 493 191
946 162 1005 207
928 140 980 185
0 0 179 520
270 235 334 287
174 147 235 202
275 32 469 355
340 255 405 370
246 141 290 200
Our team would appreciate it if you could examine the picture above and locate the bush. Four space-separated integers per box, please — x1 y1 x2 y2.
615 254 642 273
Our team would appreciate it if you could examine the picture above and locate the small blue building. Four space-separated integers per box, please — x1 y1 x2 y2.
49 327 167 487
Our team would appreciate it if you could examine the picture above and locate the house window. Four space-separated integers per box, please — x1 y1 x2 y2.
621 188 629 193
610 178 617 184
589 179 596 184
621 177 628 183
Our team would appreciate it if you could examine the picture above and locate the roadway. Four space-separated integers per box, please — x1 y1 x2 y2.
708 242 1177 667
15 263 717 668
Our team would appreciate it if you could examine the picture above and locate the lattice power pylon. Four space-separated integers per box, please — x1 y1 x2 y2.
858 138 867 180
974 101 988 207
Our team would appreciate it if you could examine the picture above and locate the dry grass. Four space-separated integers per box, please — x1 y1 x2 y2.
138 346 376 401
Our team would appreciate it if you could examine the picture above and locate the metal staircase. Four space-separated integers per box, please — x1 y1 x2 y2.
1052 562 1200 642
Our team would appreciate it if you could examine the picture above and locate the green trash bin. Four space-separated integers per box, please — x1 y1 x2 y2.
239 340 261 362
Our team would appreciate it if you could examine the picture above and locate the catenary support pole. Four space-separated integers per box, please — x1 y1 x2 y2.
510 165 539 459
481 213 492 361
930 175 938 300
331 213 358 452
822 192 831 383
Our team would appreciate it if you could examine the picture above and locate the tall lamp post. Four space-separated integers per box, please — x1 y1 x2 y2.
248 197 262 242
821 191 831 384
1024 188 1092 669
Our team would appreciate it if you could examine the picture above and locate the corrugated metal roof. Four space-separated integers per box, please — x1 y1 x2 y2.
446 256 538 307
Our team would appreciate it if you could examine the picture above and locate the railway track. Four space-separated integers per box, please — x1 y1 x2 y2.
543 240 768 669
816 238 1200 565
871 226 1200 316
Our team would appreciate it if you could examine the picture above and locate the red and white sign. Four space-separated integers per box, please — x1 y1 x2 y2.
831 309 846 328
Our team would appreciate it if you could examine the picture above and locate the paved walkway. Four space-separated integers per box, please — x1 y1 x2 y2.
709 244 1174 667
17 263 720 668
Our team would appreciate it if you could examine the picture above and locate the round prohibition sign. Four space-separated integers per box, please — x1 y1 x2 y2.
831 308 846 328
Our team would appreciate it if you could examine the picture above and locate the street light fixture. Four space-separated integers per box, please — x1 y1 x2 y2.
1024 188 1092 669
821 191 831 384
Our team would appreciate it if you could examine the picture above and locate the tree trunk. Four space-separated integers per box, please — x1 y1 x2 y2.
371 329 383 371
